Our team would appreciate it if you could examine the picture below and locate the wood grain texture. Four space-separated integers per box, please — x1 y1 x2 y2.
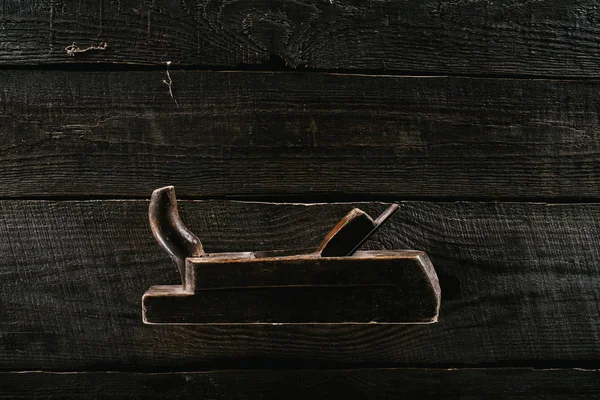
1 200 600 370
3 0 600 76
4 70 600 199
1 369 599 399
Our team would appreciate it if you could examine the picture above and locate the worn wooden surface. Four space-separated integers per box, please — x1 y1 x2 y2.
3 0 599 395
3 70 600 199
1 199 599 370
143 251 440 324
3 0 600 77
148 186 205 281
183 251 432 290
1 368 599 399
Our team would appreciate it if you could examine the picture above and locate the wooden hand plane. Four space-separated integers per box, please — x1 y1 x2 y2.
142 186 440 325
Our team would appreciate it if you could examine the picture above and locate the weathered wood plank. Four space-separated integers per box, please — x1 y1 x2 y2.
1 200 599 370
1 369 599 399
3 0 600 77
3 70 600 199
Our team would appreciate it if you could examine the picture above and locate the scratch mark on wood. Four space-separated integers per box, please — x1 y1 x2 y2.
65 42 108 56
162 61 179 107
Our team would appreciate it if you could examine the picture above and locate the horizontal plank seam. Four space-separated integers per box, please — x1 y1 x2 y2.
1 64 600 81
2 367 599 375
2 195 600 205
2 361 600 374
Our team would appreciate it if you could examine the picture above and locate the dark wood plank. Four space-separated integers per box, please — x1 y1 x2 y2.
1 200 600 370
3 0 600 77
1 368 599 399
4 70 600 199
